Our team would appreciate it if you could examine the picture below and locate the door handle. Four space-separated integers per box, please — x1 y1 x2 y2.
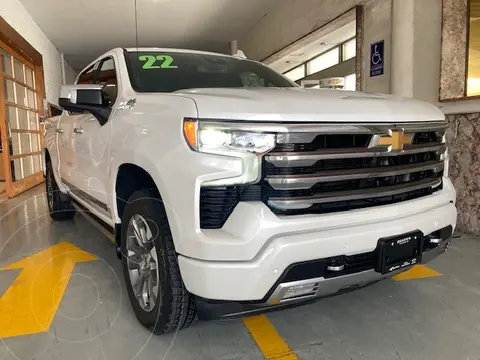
56 128 64 134
73 128 84 135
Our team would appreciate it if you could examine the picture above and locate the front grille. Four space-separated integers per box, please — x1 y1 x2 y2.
200 123 446 229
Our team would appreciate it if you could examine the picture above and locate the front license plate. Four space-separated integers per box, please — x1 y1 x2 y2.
376 231 423 274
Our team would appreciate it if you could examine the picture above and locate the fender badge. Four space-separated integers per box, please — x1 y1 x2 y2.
117 98 136 110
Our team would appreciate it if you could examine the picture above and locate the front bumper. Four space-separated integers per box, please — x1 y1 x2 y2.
194 237 451 320
179 180 456 301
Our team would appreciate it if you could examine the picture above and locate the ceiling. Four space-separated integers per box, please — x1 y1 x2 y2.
19 0 278 70
268 21 356 74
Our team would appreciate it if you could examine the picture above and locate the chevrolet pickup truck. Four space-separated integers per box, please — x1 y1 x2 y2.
44 47 457 334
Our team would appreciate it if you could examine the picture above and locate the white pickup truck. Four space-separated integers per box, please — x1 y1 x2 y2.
44 47 457 334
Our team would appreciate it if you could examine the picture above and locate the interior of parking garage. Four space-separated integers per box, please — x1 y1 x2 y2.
0 0 480 359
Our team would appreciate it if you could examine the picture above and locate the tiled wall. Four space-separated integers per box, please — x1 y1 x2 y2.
446 113 480 234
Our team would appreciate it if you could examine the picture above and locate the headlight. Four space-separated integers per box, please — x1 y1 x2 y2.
183 119 277 186
184 119 276 154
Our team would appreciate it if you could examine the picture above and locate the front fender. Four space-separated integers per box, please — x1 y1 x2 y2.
43 116 67 193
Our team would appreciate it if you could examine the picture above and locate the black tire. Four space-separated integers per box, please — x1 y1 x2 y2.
121 188 197 334
45 161 76 221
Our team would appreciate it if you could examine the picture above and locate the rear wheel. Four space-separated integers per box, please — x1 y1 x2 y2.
45 161 76 221
121 188 197 334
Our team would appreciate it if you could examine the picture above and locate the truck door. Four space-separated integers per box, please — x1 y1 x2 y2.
56 111 77 185
57 63 99 191
72 57 117 217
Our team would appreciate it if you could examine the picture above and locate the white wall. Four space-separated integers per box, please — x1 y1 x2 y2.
62 56 78 85
0 0 76 105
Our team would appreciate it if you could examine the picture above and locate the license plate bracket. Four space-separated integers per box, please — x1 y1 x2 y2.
375 230 424 274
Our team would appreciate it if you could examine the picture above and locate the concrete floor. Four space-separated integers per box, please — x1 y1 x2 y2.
0 185 479 360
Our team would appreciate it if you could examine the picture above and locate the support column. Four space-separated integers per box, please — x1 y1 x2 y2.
391 0 442 103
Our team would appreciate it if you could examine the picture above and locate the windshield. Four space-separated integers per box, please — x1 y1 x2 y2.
125 51 295 92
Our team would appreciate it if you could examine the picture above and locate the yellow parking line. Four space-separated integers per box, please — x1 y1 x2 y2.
393 264 441 281
105 232 115 244
243 315 298 360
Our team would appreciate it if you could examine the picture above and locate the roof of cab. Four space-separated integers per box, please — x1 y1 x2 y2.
124 47 231 57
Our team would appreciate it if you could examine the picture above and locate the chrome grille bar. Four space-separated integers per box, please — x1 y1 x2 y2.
265 143 446 168
200 121 447 134
268 178 442 211
266 160 444 190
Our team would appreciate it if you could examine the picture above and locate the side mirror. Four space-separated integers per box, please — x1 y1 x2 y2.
58 84 111 125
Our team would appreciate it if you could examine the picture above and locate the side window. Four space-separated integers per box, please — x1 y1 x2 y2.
77 63 98 84
96 58 118 107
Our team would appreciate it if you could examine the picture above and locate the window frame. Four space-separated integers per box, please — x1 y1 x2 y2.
95 56 119 107
76 63 99 85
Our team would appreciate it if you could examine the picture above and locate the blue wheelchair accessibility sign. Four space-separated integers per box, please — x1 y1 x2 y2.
370 40 384 77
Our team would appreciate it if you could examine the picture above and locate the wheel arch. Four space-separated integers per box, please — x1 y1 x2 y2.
114 163 159 221
111 161 174 247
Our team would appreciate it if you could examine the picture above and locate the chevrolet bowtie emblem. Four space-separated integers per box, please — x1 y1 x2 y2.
374 130 412 151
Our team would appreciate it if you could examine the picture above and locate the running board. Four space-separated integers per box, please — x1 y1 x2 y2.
72 198 121 255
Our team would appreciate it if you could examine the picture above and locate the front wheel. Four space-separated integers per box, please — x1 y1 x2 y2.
45 161 76 221
121 188 197 334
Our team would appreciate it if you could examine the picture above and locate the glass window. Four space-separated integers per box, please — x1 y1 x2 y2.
22 156 33 178
10 134 20 155
15 83 27 107
31 133 40 152
17 108 29 129
12 159 22 181
125 51 294 92
28 111 38 130
240 72 265 87
307 48 340 75
13 59 24 82
97 58 118 107
284 65 305 82
25 67 34 88
77 64 98 84
468 0 480 96
20 133 31 154
0 49 13 76
6 106 17 130
343 39 356 61
33 154 42 174
27 89 36 109
4 79 15 103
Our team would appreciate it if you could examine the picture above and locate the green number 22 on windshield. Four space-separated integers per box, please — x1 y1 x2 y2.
139 55 178 69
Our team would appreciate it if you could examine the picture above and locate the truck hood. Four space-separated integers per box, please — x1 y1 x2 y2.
175 87 444 123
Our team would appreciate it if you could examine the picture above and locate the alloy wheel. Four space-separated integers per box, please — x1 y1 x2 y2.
126 214 160 312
